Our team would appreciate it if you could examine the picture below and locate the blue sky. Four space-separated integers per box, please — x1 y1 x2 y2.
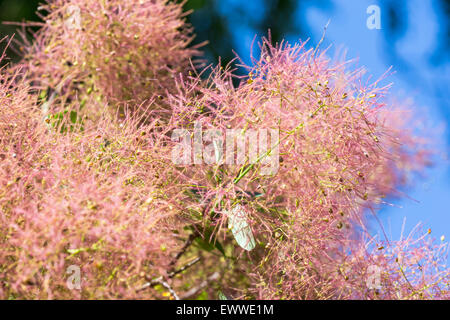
218 0 449 258
304 0 449 253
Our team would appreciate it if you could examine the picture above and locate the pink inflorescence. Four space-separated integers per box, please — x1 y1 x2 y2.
0 1 448 299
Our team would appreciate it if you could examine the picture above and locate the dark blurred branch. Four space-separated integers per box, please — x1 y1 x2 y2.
169 230 200 267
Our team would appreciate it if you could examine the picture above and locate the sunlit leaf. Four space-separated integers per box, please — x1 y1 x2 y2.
227 203 256 251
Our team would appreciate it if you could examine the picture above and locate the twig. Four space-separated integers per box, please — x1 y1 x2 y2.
169 231 199 266
180 272 220 300
313 19 331 57
170 257 201 277
138 257 201 292
160 280 180 300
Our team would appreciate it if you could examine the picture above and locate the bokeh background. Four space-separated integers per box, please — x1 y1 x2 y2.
1 0 449 258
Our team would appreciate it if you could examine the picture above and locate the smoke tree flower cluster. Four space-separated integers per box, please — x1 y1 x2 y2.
20 0 200 118
0 0 448 299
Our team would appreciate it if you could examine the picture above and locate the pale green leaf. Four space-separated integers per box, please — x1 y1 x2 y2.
227 203 256 251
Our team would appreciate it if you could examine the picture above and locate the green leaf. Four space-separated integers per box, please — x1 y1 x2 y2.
194 237 215 252
46 109 84 133
213 240 226 256
70 110 78 124
38 89 48 101
203 226 226 256
193 227 226 256
218 291 228 300
66 247 87 256
196 290 208 300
